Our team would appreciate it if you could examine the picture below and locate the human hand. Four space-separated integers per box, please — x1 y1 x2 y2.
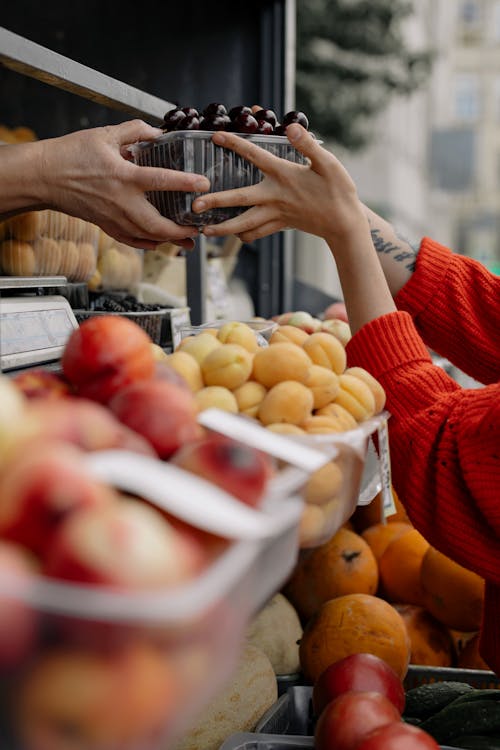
191 124 366 245
37 120 210 250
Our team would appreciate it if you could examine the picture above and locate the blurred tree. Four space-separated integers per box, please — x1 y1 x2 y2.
296 0 433 149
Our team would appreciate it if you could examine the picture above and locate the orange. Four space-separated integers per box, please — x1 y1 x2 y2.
392 603 454 667
361 522 413 564
283 528 378 621
456 633 491 671
420 546 485 631
299 593 411 682
378 528 429 606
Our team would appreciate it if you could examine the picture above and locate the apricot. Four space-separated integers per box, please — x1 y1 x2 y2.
307 364 340 409
320 318 352 347
150 343 168 362
201 344 253 390
301 415 351 434
315 402 358 431
33 237 62 275
233 381 267 417
303 460 343 505
270 325 309 346
65 215 88 241
165 351 204 392
334 373 377 422
265 423 306 435
217 321 259 353
302 331 346 374
74 242 97 282
252 342 312 388
177 332 222 365
299 504 327 547
58 240 80 279
1 240 36 276
195 386 238 413
6 212 43 241
344 366 386 414
258 381 314 426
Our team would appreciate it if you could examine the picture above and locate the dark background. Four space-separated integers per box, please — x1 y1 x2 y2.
0 0 290 318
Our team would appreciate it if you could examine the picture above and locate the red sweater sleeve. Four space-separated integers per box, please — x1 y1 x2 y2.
346 311 500 585
394 237 500 385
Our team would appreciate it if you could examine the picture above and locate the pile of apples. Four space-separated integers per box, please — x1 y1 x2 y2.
312 653 439 750
0 314 277 749
168 314 386 547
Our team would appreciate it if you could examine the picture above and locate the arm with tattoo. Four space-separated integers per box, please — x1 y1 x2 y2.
363 206 419 297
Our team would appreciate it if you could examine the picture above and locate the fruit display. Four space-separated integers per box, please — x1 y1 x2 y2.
161 102 309 136
0 210 99 280
88 229 144 291
0 314 310 749
172 316 388 547
131 114 308 225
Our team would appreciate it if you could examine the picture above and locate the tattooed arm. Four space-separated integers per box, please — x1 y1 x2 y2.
363 206 419 296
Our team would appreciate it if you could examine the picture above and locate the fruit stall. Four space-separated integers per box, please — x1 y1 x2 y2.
1 4 499 750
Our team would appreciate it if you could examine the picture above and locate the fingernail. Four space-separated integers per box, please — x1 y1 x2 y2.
213 133 226 144
194 200 206 212
287 124 300 142
194 179 209 191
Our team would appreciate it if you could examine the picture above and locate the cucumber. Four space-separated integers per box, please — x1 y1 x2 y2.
450 690 500 706
404 681 476 719
420 700 500 744
447 735 500 749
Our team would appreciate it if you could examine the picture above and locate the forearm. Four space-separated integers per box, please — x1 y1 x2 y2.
0 142 48 219
325 217 397 335
363 205 419 297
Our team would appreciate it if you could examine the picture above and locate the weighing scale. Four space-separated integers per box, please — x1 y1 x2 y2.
0 277 79 373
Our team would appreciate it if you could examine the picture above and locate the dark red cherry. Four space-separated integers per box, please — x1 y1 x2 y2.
203 102 227 118
274 124 286 136
232 113 258 134
182 107 199 118
256 119 274 135
209 114 232 131
283 111 309 129
163 108 187 130
179 115 200 130
253 109 278 128
229 105 253 121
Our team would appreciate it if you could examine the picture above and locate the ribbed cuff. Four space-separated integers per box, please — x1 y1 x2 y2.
395 237 453 317
346 311 432 379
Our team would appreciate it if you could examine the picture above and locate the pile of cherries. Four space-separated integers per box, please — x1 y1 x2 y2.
161 103 309 135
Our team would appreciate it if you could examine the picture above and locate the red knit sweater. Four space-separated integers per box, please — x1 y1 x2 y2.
346 237 500 673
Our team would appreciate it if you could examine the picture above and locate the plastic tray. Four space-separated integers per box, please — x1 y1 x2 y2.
0 451 304 750
220 732 457 750
132 130 306 226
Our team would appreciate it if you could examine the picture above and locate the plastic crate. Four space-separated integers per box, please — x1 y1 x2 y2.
403 665 500 690
220 732 314 750
256 687 313 736
74 308 173 347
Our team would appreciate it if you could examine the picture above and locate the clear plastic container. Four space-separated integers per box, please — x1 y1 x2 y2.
0 454 304 750
179 319 278 347
292 413 389 548
0 210 98 281
132 130 306 226
91 233 144 291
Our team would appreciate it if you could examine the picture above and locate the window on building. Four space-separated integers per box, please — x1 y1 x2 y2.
458 0 483 41
454 74 480 121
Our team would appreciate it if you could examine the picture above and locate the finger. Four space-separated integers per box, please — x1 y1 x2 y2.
192 183 261 213
210 131 286 175
113 119 164 145
202 206 274 238
285 124 336 177
237 219 285 243
131 164 210 194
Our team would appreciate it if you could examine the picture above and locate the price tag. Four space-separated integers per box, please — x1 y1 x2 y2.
377 417 395 519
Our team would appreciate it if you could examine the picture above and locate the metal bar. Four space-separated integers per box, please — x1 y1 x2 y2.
0 26 174 124
185 235 207 325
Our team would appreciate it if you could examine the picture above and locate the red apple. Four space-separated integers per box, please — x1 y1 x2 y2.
109 379 203 459
170 433 273 507
355 721 440 750
0 541 38 668
314 691 401 750
0 441 117 556
11 368 73 400
312 653 405 717
61 315 156 404
323 302 349 323
43 497 208 588
23 397 156 457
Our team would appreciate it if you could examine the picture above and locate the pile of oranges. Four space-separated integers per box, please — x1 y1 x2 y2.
284 487 488 681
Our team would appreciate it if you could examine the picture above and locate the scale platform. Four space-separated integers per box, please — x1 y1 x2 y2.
0 279 79 372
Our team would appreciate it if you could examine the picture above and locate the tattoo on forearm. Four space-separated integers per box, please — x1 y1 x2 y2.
370 228 417 272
